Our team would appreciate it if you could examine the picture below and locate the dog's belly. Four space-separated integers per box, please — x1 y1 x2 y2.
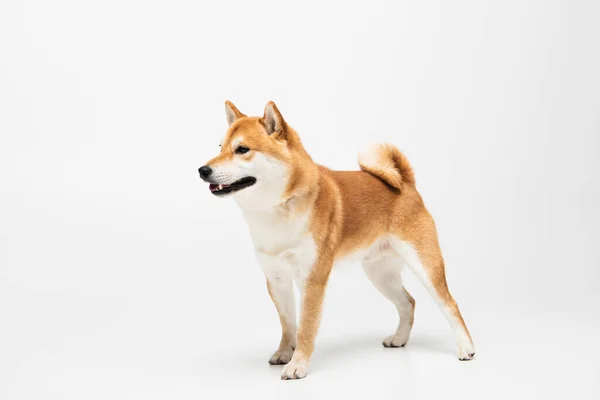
333 235 398 267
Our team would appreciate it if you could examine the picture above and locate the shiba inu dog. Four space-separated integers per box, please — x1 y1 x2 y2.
198 101 475 380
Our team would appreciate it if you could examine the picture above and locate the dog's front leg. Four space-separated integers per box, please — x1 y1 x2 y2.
257 251 297 365
266 277 297 365
281 256 333 380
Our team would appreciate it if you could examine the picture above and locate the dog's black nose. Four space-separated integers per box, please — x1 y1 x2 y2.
198 165 212 180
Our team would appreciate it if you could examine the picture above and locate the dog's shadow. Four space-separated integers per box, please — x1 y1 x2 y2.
204 333 455 378
259 332 455 375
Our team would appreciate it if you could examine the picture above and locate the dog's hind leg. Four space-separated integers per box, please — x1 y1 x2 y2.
391 236 475 360
363 254 415 348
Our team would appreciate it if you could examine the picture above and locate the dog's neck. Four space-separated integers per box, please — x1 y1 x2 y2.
237 156 319 218
238 166 319 216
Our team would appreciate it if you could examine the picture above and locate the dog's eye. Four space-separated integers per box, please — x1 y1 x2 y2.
235 146 250 154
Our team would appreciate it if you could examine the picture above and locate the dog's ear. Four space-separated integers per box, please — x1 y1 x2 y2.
262 101 287 138
225 101 246 126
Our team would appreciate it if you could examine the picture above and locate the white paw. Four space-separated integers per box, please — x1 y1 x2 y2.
281 359 308 380
457 339 476 361
382 332 410 348
268 346 294 365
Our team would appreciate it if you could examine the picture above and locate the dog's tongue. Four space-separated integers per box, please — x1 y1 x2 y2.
209 183 231 192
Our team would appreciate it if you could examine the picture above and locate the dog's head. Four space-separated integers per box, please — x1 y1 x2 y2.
198 101 297 205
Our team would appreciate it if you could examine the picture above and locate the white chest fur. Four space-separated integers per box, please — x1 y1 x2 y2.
243 209 317 286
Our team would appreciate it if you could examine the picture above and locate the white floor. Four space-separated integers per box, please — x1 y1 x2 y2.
2 282 599 400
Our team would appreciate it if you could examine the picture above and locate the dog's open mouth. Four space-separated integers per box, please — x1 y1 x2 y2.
209 176 256 195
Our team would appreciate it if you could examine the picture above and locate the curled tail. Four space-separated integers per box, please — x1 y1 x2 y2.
358 143 416 190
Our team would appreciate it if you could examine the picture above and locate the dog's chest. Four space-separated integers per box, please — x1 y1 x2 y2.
244 211 317 283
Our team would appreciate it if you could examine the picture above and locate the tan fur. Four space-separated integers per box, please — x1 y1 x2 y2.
359 143 416 189
202 101 474 379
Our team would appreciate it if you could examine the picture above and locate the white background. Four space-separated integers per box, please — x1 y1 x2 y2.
1 0 599 399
